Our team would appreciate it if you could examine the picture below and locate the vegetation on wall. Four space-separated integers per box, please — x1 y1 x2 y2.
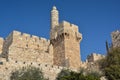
56 69 101 80
56 47 120 80
10 66 48 80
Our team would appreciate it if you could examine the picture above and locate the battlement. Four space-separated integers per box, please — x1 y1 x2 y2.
59 21 79 32
51 21 82 41
11 30 49 43
0 37 4 41
1 30 53 65
6 30 50 49
87 53 105 62
112 30 120 33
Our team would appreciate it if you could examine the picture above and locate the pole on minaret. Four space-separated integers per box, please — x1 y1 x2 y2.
51 6 59 29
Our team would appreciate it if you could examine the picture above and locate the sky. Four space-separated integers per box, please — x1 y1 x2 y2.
0 0 120 61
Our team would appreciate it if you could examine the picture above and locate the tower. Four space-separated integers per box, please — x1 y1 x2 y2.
50 6 82 69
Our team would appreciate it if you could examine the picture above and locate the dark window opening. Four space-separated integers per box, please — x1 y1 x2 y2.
23 62 26 64
45 64 47 67
0 62 3 65
26 44 28 47
51 65 53 68
38 64 40 66
37 45 39 48
15 61 17 63
5 67 8 70
65 33 67 35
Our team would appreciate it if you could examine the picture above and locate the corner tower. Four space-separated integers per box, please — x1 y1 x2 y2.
50 6 82 69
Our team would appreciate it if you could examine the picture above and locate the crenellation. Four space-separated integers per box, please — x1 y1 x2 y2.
22 33 31 38
12 30 22 36
59 21 79 33
71 24 78 32
1 30 53 65
40 37 47 42
32 35 40 42
0 37 4 41
60 21 71 27
87 53 105 62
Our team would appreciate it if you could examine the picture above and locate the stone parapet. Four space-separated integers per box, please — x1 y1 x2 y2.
59 21 78 33
1 30 53 65
7 30 50 49
87 53 105 62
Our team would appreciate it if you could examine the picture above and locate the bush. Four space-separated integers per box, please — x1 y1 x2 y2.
101 47 120 80
10 66 48 80
56 69 100 80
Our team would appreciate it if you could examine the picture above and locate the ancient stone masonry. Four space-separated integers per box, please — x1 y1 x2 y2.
111 30 120 48
2 30 53 64
50 21 83 68
87 53 105 63
0 60 63 80
50 6 82 69
80 53 105 72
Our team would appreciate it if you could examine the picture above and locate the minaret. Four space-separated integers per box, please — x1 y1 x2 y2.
50 6 59 39
51 6 59 29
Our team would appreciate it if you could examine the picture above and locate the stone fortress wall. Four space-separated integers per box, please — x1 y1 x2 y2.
0 29 77 80
2 30 53 64
0 29 106 80
87 53 105 62
0 60 63 80
80 53 105 69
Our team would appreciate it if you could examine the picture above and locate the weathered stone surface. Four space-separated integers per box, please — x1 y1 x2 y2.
87 53 105 62
50 20 82 69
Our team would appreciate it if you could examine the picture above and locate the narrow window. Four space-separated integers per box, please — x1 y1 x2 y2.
26 44 28 47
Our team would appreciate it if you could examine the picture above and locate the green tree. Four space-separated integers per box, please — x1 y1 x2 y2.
104 65 120 80
101 47 120 80
10 66 48 80
56 69 100 80
85 72 101 80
